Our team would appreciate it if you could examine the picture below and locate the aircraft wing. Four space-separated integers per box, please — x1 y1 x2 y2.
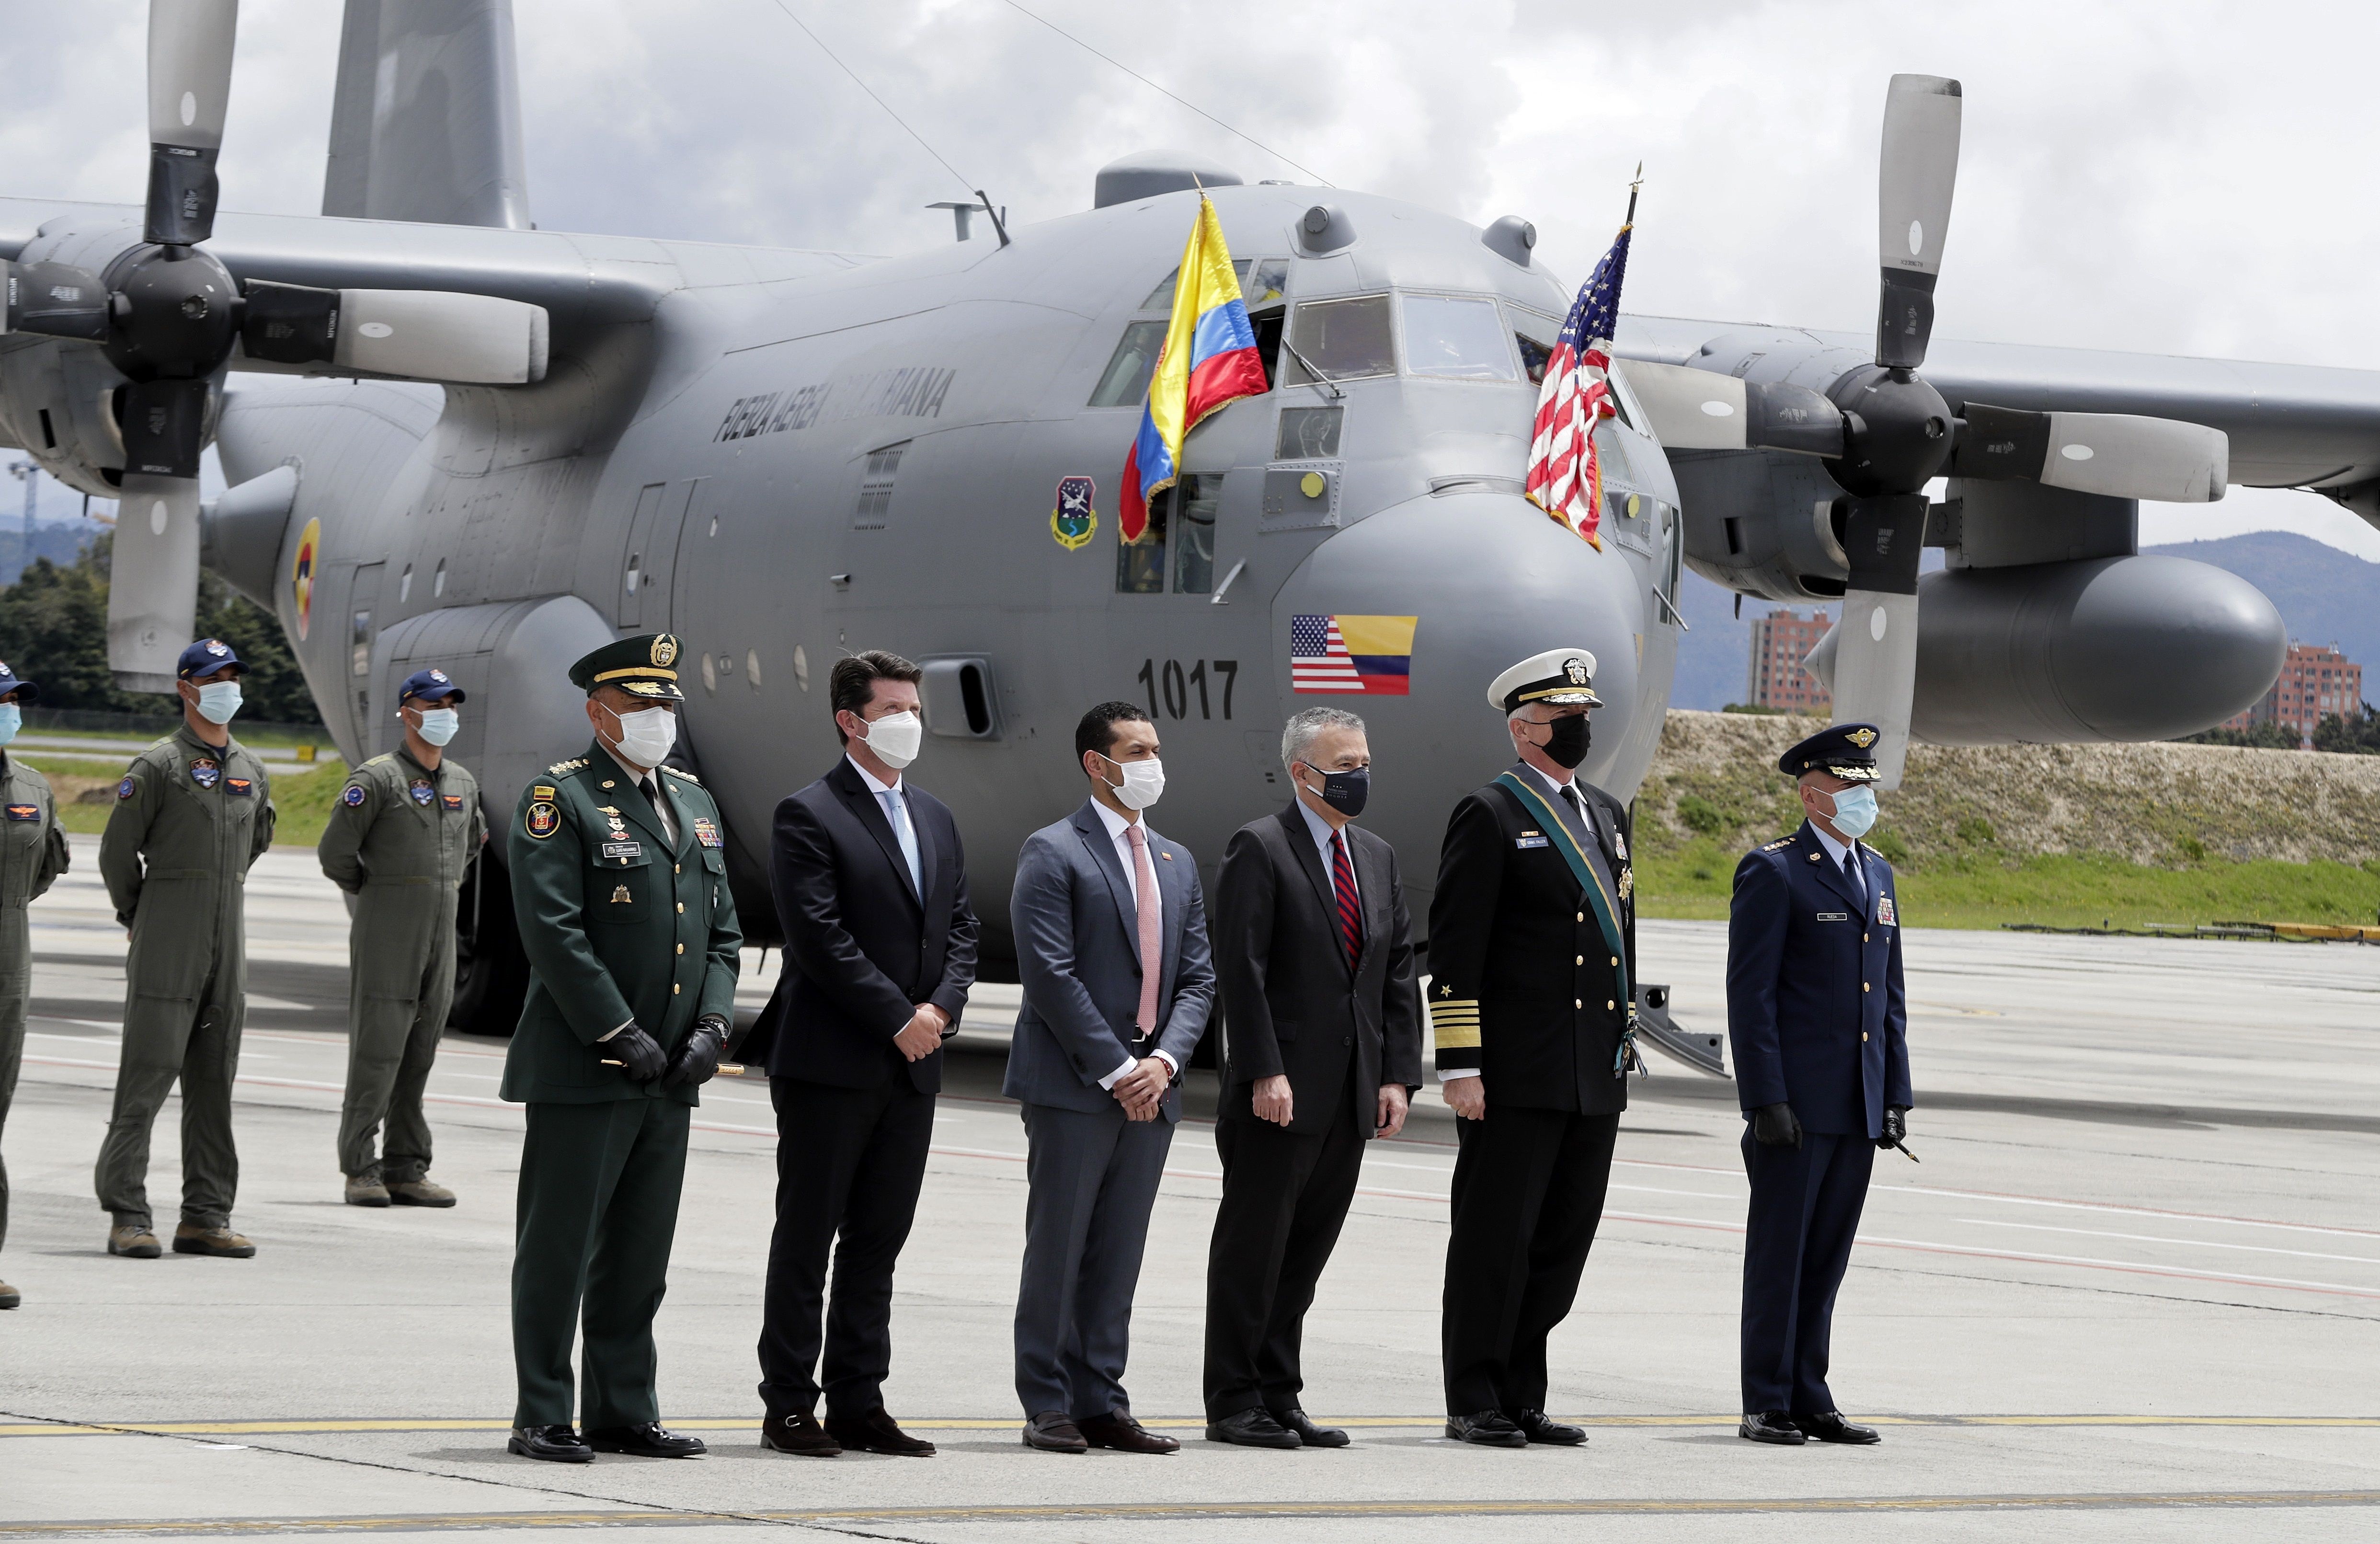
1618 313 2380 493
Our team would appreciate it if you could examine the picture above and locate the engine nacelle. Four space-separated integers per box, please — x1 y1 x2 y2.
1807 554 2285 744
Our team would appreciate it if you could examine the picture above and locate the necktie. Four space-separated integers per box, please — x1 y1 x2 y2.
1330 830 1362 968
1125 822 1161 1035
637 776 658 809
879 789 922 897
1842 849 1866 909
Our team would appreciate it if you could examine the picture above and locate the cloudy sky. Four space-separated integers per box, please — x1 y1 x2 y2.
6 0 2379 556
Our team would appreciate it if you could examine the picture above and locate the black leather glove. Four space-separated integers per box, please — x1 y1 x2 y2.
607 1023 667 1083
1878 1106 1909 1150
665 1015 729 1088
1751 1102 1803 1148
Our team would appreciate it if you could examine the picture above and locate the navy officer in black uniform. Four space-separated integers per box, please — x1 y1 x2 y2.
1725 722 1912 1447
1428 648 1639 1449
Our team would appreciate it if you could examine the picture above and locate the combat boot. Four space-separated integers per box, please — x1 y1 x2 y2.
345 1175 392 1207
386 1179 456 1208
172 1224 256 1258
107 1224 161 1258
0 1279 19 1309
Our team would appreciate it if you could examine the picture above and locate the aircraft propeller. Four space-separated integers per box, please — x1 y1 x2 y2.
1622 74 2228 785
0 0 549 692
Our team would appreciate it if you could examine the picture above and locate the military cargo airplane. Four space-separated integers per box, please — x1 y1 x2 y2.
3 2 2370 1049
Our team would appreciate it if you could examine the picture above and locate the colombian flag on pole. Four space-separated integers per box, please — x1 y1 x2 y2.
1120 195 1269 543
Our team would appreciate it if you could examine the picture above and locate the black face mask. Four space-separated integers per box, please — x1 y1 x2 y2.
1298 761 1370 818
1536 714 1591 770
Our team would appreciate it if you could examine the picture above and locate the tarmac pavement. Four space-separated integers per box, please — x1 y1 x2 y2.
2 837 2376 1540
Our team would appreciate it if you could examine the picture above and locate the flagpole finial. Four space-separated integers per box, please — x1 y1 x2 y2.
1622 163 1642 233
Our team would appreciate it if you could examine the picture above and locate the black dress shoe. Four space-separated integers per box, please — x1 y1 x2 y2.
1270 1407 1349 1449
824 1407 936 1456
1023 1411 1089 1453
1205 1408 1301 1449
1512 1409 1586 1446
584 1422 706 1458
1794 1410 1882 1445
1079 1411 1180 1453
759 1412 841 1456
506 1425 592 1463
1739 1411 1808 1445
1444 1410 1527 1448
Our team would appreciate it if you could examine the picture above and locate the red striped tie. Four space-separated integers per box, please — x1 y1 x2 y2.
1331 830 1362 968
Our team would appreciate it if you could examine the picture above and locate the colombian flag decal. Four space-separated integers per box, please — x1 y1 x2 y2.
1292 614 1418 696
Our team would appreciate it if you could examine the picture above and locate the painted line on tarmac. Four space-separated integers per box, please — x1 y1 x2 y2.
7 1415 2377 1440
6 1489 2380 1534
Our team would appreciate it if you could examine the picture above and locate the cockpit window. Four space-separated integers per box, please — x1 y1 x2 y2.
1088 320 1167 407
1283 295 1395 387
1142 257 1284 313
1515 333 1552 385
1401 295 1517 381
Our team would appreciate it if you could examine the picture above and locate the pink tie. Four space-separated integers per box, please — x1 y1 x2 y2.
1126 822 1161 1035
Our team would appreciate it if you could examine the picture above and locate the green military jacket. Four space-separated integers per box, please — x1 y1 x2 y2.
318 746 485 894
0 753 69 916
99 726 275 997
499 741 740 1106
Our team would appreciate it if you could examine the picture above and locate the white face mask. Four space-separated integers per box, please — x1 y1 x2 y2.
607 703 678 768
1104 753 1166 812
413 707 459 747
193 680 242 725
859 709 922 771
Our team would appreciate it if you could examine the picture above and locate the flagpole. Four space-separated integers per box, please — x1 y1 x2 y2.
1622 161 1641 233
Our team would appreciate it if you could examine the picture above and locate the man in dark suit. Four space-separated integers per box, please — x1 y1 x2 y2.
1428 648 1639 1449
1202 706 1423 1449
1726 722 1912 1448
744 650 977 1459
1007 701 1214 1456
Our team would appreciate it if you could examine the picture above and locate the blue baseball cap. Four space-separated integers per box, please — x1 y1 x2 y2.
399 667 467 704
175 638 243 680
0 660 40 703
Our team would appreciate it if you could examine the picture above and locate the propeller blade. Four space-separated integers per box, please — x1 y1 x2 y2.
238 286 549 384
109 473 205 692
1 260 111 341
1618 360 1846 456
118 377 212 480
1950 402 2227 503
146 0 240 246
1875 74 1961 371
1825 493 1928 789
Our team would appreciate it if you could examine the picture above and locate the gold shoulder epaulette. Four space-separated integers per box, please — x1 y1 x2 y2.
662 765 700 783
547 756 589 776
1761 836 1796 852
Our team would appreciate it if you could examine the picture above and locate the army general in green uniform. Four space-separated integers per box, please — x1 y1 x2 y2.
96 639 276 1261
319 668 485 1209
503 633 740 1464
0 660 71 1312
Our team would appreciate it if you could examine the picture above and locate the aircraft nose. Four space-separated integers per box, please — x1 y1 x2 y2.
1272 489 1667 818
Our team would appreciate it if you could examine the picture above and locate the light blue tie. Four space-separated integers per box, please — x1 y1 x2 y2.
879 788 922 898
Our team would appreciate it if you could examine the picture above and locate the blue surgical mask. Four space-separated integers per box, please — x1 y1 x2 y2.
415 706 459 746
0 704 19 746
195 680 243 725
1827 784 1878 839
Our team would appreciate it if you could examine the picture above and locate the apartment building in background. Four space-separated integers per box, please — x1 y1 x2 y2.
2220 642 2363 747
1744 609 1834 714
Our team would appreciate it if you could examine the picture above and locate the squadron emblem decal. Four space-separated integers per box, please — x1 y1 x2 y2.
1050 476 1098 551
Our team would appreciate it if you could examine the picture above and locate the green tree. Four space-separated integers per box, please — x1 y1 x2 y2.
2313 704 2380 754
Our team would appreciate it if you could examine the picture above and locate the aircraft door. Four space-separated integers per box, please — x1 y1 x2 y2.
617 483 664 627
618 480 702 630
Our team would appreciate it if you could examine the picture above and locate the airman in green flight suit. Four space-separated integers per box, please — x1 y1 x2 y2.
95 638 276 1261
319 667 486 1209
0 659 71 1312
502 632 741 1465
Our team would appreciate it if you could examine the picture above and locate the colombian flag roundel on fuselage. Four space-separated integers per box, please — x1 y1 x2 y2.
1120 195 1269 544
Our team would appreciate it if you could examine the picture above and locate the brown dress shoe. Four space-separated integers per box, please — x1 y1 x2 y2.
344 1175 391 1207
1022 1411 1088 1452
107 1225 161 1259
172 1224 256 1258
387 1179 457 1208
1078 1411 1179 1454
759 1411 842 1456
0 1279 19 1309
824 1408 935 1456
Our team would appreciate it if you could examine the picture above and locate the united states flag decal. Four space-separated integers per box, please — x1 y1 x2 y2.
1291 614 1417 695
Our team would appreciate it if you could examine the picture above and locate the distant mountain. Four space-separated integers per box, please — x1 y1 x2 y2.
1666 530 2380 712
0 520 98 588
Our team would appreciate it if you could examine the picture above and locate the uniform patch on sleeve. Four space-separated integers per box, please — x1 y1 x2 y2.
524 801 561 840
117 777 137 801
342 783 368 807
531 785 556 800
1428 995 1481 1050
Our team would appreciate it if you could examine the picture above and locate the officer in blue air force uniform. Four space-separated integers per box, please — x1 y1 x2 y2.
1726 722 1912 1448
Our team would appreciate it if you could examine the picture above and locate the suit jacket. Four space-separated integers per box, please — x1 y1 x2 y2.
501 742 742 1105
1425 763 1636 1116
1212 802 1423 1136
1725 820 1911 1137
742 758 978 1092
1004 799 1215 1123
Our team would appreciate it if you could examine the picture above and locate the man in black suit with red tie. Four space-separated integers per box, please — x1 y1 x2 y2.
1202 707 1424 1449
744 651 977 1459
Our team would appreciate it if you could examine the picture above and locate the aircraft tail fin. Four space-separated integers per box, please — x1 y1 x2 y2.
322 0 533 230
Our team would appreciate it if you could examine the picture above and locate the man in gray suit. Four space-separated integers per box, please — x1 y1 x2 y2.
1007 701 1215 1456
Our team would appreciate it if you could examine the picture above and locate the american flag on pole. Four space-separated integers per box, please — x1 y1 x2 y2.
1524 217 1634 550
